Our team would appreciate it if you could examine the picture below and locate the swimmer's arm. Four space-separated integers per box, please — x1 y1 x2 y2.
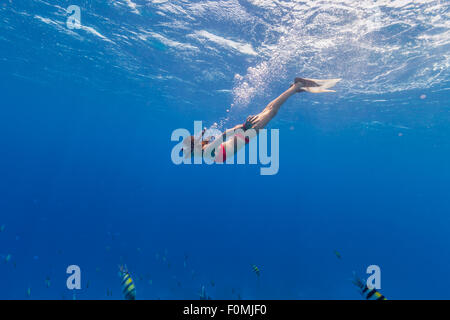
203 124 244 154
223 124 244 138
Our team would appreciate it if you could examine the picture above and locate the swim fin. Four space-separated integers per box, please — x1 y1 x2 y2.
294 77 341 93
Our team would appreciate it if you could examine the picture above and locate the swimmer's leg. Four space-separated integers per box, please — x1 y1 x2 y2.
247 77 340 130
246 81 304 130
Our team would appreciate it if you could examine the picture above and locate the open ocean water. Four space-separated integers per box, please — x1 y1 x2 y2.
0 0 449 300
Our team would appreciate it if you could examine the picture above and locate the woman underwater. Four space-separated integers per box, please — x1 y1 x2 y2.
183 77 341 163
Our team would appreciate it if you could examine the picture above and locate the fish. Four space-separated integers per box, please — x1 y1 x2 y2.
199 285 211 300
334 250 342 259
210 280 215 287
0 225 5 232
119 265 136 300
352 274 387 300
45 276 51 288
251 264 260 277
5 254 11 263
26 288 31 297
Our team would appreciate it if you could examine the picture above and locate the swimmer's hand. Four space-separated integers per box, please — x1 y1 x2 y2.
293 77 341 93
243 115 258 130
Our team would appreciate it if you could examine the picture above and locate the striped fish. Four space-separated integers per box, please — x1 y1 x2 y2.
251 264 260 277
119 265 136 300
352 274 387 300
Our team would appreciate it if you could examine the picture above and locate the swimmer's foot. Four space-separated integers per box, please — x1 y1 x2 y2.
292 77 341 93
290 79 306 93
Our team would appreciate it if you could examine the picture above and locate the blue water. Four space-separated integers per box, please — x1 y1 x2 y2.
0 0 449 300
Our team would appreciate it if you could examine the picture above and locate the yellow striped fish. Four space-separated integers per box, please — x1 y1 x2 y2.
251 264 260 277
352 274 387 300
119 265 136 300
